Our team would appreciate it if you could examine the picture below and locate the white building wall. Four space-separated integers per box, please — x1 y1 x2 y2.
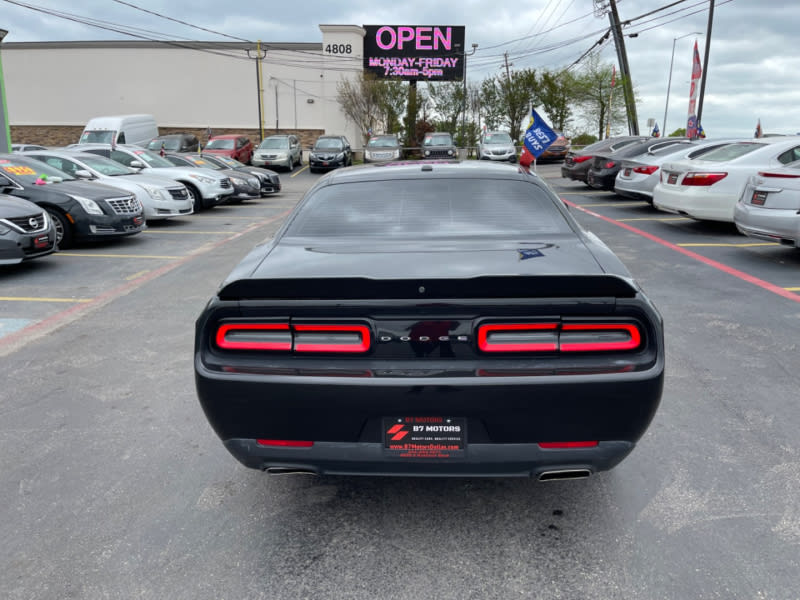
2 35 366 145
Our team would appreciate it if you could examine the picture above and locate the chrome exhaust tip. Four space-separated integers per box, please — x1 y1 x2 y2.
265 467 318 475
537 469 592 482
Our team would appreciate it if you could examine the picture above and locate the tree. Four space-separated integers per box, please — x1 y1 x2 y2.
480 68 538 142
535 68 580 132
669 128 686 137
572 53 628 140
427 80 465 134
336 73 408 143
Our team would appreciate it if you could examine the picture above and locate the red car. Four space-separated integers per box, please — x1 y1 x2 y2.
203 135 253 164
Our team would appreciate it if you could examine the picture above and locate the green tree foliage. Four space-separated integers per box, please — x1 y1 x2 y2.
572 53 628 140
669 128 686 137
571 132 598 146
336 73 409 143
427 81 465 134
535 69 580 132
480 68 538 142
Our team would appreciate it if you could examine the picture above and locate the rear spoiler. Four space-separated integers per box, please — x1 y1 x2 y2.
218 275 638 301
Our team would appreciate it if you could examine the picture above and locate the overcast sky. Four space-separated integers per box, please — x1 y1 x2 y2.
1 0 793 138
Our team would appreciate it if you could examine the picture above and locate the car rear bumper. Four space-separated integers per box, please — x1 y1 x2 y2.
653 187 737 222
734 203 800 246
223 438 635 478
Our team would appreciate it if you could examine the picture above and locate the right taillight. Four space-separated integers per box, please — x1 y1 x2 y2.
573 155 593 163
633 165 659 175
477 322 642 353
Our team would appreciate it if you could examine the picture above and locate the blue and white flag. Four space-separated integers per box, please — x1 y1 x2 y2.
522 109 557 159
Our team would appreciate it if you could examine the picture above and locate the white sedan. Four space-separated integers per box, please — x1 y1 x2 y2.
652 137 800 222
734 162 800 248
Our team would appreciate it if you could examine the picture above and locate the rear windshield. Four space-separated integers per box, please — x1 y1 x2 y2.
284 179 571 239
694 143 765 162
367 136 399 148
148 138 180 151
483 133 512 144
79 130 115 144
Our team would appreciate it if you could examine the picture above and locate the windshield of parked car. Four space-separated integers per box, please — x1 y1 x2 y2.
367 136 399 148
0 156 76 184
79 130 115 144
123 149 175 168
314 138 344 151
147 138 180 151
284 179 571 239
423 134 453 147
483 133 512 144
79 155 137 176
259 138 289 149
693 143 766 162
206 139 235 150
213 156 244 168
185 155 223 170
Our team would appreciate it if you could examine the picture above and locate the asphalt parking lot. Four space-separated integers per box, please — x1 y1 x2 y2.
2 162 799 599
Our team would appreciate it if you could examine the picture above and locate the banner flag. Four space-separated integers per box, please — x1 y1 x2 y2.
522 109 557 159
652 122 660 137
686 40 702 138
755 119 763 138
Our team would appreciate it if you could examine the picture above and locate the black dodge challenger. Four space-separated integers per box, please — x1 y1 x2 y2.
195 161 664 479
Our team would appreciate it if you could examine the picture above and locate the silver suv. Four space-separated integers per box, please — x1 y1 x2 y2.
478 130 517 163
252 135 302 171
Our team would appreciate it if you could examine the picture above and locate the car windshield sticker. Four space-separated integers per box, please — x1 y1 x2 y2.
518 249 544 260
2 165 37 176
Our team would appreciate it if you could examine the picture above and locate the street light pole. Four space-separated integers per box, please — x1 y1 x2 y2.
461 43 478 157
663 32 702 137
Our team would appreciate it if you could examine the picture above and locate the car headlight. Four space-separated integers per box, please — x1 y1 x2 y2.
70 194 104 215
230 176 245 185
424 150 431 156
247 176 259 187
188 174 216 185
141 184 167 200
447 149 454 156
336 153 344 160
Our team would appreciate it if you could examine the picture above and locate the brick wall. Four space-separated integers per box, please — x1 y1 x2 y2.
10 125 325 149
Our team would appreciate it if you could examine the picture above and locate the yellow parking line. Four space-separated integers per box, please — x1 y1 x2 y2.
0 296 92 303
126 270 151 281
57 252 183 259
785 287 800 291
677 243 778 247
142 230 235 235
618 217 691 222
291 165 309 177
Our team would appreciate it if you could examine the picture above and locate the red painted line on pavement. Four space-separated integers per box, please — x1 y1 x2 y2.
0 210 292 353
563 198 800 304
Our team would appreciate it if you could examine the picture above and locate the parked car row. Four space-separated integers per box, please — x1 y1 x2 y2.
0 143 284 263
562 135 800 250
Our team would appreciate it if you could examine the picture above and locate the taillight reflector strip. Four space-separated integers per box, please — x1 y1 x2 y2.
257 439 314 447
559 323 641 352
633 165 659 175
757 171 800 179
216 323 291 351
293 324 371 353
478 323 559 352
538 441 598 449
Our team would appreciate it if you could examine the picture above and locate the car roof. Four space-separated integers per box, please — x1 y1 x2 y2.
209 134 244 139
314 160 540 185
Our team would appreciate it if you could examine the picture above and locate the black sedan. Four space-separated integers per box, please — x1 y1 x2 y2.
0 154 144 248
163 154 260 202
561 136 650 184
194 162 664 479
586 137 689 191
0 193 57 264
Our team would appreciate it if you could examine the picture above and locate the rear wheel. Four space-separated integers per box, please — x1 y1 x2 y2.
47 208 73 249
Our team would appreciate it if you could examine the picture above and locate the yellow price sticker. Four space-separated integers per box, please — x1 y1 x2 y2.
2 165 37 176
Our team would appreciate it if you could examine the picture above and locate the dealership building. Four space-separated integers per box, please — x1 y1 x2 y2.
3 24 467 150
3 25 369 149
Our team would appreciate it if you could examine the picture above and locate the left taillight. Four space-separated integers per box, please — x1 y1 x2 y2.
633 165 659 175
682 172 728 186
214 322 371 353
477 322 642 353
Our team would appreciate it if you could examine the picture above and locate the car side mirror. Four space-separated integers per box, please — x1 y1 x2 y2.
74 169 94 179
129 160 145 169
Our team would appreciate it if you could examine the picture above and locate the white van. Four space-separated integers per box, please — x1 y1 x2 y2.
78 114 158 147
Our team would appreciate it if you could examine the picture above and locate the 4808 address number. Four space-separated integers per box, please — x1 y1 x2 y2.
325 44 352 54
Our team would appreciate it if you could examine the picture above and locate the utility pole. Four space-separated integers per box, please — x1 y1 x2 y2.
461 43 478 156
696 0 715 132
606 0 639 134
0 29 11 153
246 41 267 141
503 52 513 81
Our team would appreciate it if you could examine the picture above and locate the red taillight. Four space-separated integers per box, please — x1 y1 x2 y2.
538 441 598 449
215 323 291 351
215 322 371 353
257 439 314 447
293 324 371 353
559 323 641 352
573 155 592 163
757 171 800 178
681 172 728 186
604 161 616 169
477 323 559 352
633 165 659 175
477 322 642 353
